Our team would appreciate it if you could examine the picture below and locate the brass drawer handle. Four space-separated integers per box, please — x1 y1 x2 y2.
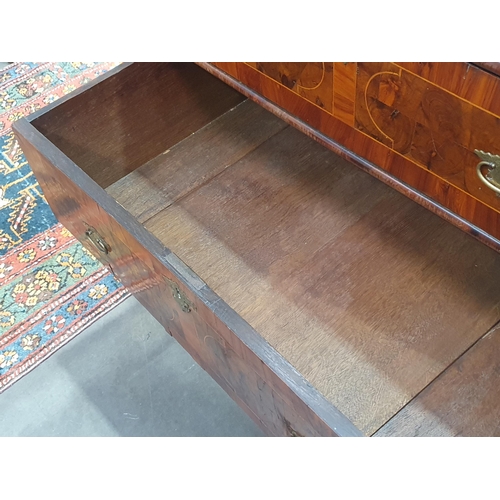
84 225 111 254
475 150 500 195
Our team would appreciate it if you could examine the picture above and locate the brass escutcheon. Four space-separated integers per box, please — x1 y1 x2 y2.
165 278 194 313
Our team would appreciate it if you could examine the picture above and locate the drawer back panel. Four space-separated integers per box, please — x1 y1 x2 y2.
31 62 245 188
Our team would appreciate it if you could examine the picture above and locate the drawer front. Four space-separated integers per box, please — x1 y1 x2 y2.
205 62 500 248
355 63 500 211
13 118 361 437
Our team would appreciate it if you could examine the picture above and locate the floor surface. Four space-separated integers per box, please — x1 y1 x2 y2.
0 296 263 436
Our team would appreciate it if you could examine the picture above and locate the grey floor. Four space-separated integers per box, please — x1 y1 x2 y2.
0 296 264 436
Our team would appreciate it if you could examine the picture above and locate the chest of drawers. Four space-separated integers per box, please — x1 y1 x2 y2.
13 62 500 436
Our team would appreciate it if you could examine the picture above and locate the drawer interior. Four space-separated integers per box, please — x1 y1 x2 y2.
31 63 500 435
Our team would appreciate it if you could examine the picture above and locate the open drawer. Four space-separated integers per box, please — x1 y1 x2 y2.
13 62 500 436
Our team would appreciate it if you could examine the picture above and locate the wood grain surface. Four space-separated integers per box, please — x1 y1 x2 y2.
397 62 500 117
473 62 500 77
32 62 245 188
138 123 500 435
333 63 357 126
247 63 334 113
375 322 500 436
107 100 287 222
356 62 500 210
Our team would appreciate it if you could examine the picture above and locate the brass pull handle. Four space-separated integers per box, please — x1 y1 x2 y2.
84 225 111 254
475 149 500 195
165 278 194 313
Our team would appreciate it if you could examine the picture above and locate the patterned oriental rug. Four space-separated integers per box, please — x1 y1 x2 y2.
0 62 130 392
